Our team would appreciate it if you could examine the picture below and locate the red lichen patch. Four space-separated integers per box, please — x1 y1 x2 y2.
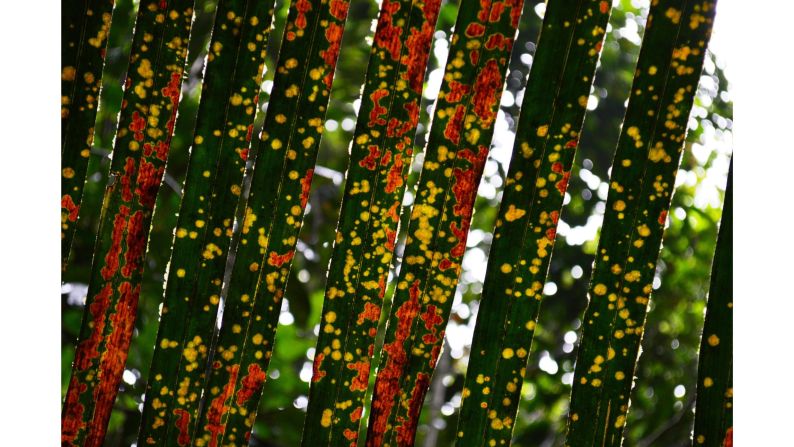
321 23 345 88
485 33 511 51
312 352 326 383
658 210 668 225
343 428 359 444
384 226 397 251
471 59 503 128
121 210 145 278
295 0 312 30
204 365 240 447
61 377 88 445
377 274 388 300
438 258 452 271
723 427 733 447
565 138 579 148
489 1 506 22
367 280 422 446
508 0 523 28
246 124 254 143
300 168 314 208
161 72 183 134
380 149 392 166
546 228 556 241
374 0 402 61
477 0 492 22
239 148 249 161
388 102 421 139
268 250 295 268
444 105 466 145
357 302 382 325
429 340 442 368
466 23 486 37
551 162 564 174
172 408 191 446
87 281 140 447
470 49 480 65
101 205 129 281
74 284 113 371
330 0 349 20
599 0 609 14
386 201 400 222
402 0 440 93
385 154 405 194
135 159 165 208
449 146 488 257
121 157 136 203
236 364 267 406
62 194 80 222
360 145 382 171
555 170 571 195
143 140 169 161
350 406 363 422
420 305 443 331
445 81 471 104
347 360 370 391
550 210 560 225
129 111 146 142
394 372 430 446
420 305 442 345
368 89 390 127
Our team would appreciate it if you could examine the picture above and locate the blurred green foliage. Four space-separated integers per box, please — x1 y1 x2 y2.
62 0 732 445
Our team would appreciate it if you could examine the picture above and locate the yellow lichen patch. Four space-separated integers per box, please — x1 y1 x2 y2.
703 377 714 388
536 125 549 137
707 334 720 346
500 263 512 274
176 268 186 278
504 204 526 222
613 200 626 212
502 348 514 359
593 284 607 296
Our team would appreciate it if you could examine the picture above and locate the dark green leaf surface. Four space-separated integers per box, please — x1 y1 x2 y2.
455 1 612 445
62 1 196 446
692 159 732 447
565 1 718 445
191 0 352 445
135 1 276 445
61 0 116 269
366 0 526 444
301 0 442 444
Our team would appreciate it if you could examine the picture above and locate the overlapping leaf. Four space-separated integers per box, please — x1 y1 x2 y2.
61 1 196 445
565 1 718 445
692 160 732 447
365 0 525 444
61 0 115 269
135 1 276 445
455 1 612 445
301 0 441 444
190 0 352 444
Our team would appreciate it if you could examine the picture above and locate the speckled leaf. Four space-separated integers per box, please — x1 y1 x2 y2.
191 0 352 445
565 1 718 445
61 0 115 270
301 0 441 445
692 159 732 447
365 0 525 445
455 1 612 445
135 1 276 446
61 1 196 446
